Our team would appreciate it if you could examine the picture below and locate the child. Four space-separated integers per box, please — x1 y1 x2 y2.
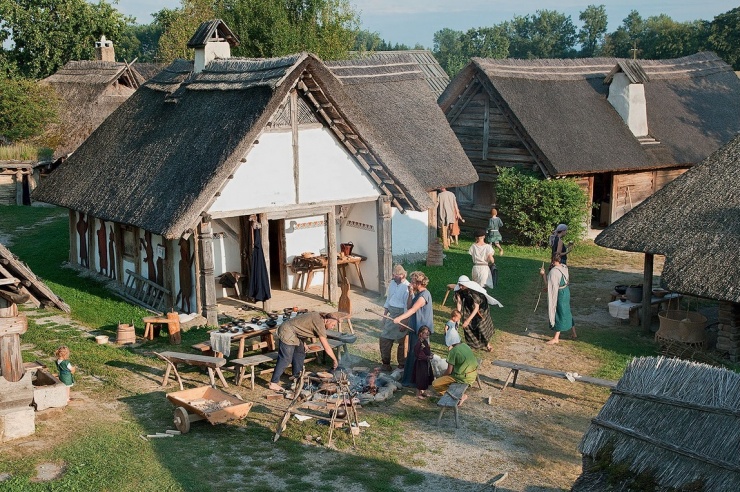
487 208 504 256
449 216 465 246
445 310 462 350
412 326 434 398
55 346 76 387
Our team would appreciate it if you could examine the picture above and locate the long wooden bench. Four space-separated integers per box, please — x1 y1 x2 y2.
492 360 616 391
230 339 344 389
157 351 228 388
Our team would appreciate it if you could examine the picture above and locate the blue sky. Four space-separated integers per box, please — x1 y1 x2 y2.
115 0 737 49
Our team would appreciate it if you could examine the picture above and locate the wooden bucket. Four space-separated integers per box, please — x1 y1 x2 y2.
116 323 136 345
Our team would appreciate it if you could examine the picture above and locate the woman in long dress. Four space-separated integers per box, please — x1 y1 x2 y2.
454 275 503 351
393 271 434 387
540 252 577 344
468 230 495 288
411 326 434 398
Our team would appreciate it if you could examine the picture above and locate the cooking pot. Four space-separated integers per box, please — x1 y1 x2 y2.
614 285 628 295
626 284 643 303
340 242 354 256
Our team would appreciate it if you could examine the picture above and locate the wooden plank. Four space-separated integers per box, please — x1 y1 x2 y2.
0 314 27 336
68 210 77 265
158 351 226 368
291 90 300 203
492 360 616 388
376 196 392 295
482 95 490 160
326 207 337 303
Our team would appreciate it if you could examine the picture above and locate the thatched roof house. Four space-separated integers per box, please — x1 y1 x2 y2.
596 135 740 360
438 52 740 231
574 356 740 491
33 20 476 321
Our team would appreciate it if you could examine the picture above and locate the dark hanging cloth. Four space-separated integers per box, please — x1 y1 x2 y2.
248 228 271 302
489 264 498 287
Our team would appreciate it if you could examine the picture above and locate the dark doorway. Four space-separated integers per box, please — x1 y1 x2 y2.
267 219 285 289
592 173 613 227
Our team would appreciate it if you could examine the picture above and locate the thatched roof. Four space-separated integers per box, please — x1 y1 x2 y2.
187 19 239 48
349 50 450 97
0 243 70 312
41 61 147 160
133 62 165 81
34 52 474 239
326 53 477 192
575 356 740 492
439 52 740 176
595 135 740 303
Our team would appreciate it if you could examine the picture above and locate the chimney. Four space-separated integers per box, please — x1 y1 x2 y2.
193 41 231 74
188 20 240 74
605 61 649 138
95 35 115 62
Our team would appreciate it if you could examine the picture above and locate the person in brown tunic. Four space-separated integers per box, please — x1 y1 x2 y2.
268 312 339 392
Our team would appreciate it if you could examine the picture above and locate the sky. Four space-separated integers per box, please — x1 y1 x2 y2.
115 0 737 49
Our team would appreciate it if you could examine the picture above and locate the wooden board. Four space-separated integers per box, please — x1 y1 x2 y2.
0 314 27 336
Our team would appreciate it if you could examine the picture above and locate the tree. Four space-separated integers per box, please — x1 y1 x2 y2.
217 0 359 60
433 26 508 78
578 5 607 57
0 77 59 143
433 28 467 77
709 7 740 70
601 10 643 58
0 0 132 79
506 10 577 59
156 0 216 63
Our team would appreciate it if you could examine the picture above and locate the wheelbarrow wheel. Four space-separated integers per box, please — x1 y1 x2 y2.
174 406 191 434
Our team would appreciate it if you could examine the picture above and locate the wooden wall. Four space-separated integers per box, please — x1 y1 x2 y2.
611 168 688 223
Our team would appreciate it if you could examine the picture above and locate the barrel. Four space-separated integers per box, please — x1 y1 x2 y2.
116 323 136 345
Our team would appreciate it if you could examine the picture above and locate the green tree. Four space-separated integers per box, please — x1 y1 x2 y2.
0 77 59 143
433 28 467 77
354 29 383 51
217 0 359 60
156 0 216 63
578 5 607 57
0 0 132 79
433 26 508 78
601 10 644 58
506 10 577 59
709 7 740 70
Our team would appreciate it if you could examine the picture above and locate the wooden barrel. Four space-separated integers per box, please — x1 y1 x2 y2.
116 323 136 345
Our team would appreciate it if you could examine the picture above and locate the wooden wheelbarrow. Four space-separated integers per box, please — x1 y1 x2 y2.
166 385 252 434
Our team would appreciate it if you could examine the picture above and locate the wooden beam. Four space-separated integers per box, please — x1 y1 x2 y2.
326 207 338 303
482 96 490 161
291 90 300 203
0 313 27 336
69 210 78 265
642 253 654 334
198 220 218 326
376 196 392 294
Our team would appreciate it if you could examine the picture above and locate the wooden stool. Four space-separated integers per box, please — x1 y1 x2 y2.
437 383 469 428
442 284 457 306
333 312 354 334
143 314 181 343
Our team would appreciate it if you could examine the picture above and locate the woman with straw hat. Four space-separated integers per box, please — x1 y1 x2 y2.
454 275 503 352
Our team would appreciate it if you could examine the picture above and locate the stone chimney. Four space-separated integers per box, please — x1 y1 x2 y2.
95 35 115 62
605 60 652 138
188 20 240 74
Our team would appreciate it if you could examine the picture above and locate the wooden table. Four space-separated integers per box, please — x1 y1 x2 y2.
608 293 682 326
157 351 229 388
209 325 277 359
291 255 367 298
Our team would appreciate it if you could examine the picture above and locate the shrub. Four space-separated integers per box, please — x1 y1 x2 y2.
496 166 589 246
0 76 60 143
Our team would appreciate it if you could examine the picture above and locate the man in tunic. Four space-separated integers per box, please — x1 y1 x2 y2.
379 264 411 372
437 187 462 249
268 312 339 392
432 329 478 405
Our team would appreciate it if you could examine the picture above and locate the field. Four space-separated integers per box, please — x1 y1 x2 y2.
0 205 709 491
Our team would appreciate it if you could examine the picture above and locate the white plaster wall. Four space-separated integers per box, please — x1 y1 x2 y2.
298 127 380 203
122 258 135 285
284 215 327 289
338 202 379 292
212 218 242 298
194 41 231 73
607 73 648 137
391 209 429 255
172 237 197 314
209 131 296 213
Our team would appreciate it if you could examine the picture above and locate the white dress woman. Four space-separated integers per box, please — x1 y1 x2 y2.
468 230 495 288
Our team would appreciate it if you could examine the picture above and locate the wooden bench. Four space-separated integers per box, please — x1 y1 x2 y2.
192 341 214 355
437 383 469 428
492 360 616 391
230 339 344 389
157 351 228 388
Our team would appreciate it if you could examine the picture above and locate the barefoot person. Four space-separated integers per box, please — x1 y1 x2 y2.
379 265 410 372
393 271 433 387
486 208 504 256
412 326 434 398
268 312 339 392
540 252 576 344
431 329 478 406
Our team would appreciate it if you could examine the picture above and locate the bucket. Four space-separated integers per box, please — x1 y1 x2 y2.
116 323 136 345
626 285 643 303
95 335 109 344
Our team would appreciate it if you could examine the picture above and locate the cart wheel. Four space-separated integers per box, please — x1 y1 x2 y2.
273 411 291 442
174 406 191 434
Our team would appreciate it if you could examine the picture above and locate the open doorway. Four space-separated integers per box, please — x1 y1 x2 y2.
267 219 285 290
592 173 613 228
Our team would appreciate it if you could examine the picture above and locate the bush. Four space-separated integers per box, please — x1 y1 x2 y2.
0 76 60 143
496 166 589 246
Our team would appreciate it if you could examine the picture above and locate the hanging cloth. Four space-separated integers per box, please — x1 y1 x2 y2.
248 228 271 301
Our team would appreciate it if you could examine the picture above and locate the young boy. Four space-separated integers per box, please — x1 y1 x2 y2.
445 310 462 349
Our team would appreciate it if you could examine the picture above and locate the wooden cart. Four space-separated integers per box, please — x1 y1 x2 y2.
166 386 252 434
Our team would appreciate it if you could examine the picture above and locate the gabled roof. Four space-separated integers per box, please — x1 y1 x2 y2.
34 52 474 239
439 52 740 176
349 50 450 97
41 60 148 160
326 53 477 192
595 134 740 303
187 19 239 48
0 243 70 312
575 356 740 491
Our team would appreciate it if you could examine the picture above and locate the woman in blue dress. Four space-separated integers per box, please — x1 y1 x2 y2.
549 223 574 265
393 271 434 386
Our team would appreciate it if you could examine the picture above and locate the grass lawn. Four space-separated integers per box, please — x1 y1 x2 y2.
0 205 684 491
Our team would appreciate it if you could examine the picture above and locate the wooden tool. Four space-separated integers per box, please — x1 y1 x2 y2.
363 308 412 331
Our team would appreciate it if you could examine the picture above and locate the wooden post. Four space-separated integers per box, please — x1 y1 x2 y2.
327 207 338 303
88 214 97 272
114 222 124 285
198 219 218 326
68 210 78 265
376 196 392 294
482 96 490 160
15 171 23 205
291 90 300 204
642 253 654 334
192 232 202 317
259 214 271 312
0 299 25 383
164 238 176 311
428 191 438 245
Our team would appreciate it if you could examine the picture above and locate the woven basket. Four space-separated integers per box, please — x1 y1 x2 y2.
656 310 707 344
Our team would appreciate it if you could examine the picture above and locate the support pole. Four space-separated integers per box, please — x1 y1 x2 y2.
376 196 392 294
641 253 654 334
198 218 218 326
327 207 338 303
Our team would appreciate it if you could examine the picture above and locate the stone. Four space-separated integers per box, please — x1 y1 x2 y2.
0 406 35 442
32 370 69 411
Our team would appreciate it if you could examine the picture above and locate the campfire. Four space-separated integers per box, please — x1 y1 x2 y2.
296 366 402 405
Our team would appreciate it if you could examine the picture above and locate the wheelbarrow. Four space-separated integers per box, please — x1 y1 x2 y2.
166 385 252 434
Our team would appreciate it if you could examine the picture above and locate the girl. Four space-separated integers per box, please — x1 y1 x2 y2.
412 326 434 398
487 208 504 256
55 346 76 389
445 310 462 349
540 253 577 344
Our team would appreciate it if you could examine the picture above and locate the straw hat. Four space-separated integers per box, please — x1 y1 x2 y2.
454 275 504 308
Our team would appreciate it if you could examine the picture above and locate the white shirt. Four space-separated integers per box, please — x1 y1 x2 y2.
384 278 410 310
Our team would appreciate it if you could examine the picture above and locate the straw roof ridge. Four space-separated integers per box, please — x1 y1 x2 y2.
577 356 740 491
349 50 450 96
187 19 239 48
595 134 740 302
145 59 195 93
185 53 308 91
